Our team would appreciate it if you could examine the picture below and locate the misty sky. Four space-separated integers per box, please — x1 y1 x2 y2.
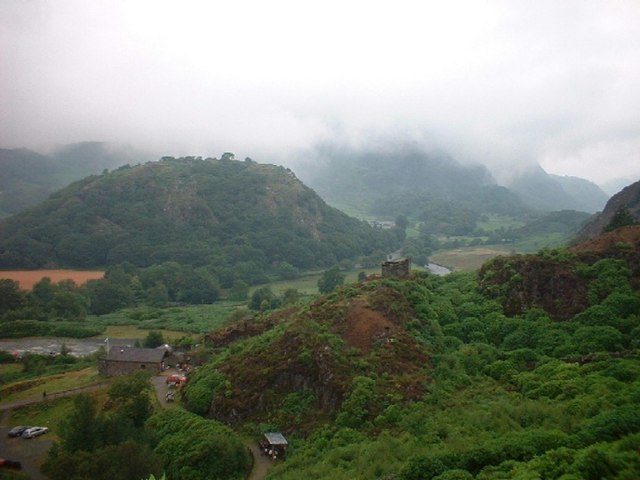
1 1 639 184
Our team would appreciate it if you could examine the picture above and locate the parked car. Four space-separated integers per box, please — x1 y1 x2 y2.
21 427 48 439
0 458 22 469
7 426 30 437
165 374 187 385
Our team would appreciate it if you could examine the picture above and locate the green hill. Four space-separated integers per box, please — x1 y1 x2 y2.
0 156 398 271
0 142 149 219
184 234 640 478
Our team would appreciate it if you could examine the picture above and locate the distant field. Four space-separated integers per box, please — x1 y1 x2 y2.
510 232 569 252
430 246 514 272
476 214 526 232
0 269 104 290
88 302 242 334
251 267 383 296
100 325 189 341
431 232 571 271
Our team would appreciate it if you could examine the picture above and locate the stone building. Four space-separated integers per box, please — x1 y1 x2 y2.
381 258 411 278
99 346 166 376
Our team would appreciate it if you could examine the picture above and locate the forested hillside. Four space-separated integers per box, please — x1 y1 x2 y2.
299 146 607 238
300 146 534 235
0 142 148 218
182 228 640 479
0 156 399 273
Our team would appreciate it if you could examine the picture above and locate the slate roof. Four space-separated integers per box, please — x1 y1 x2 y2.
264 432 288 445
105 346 166 363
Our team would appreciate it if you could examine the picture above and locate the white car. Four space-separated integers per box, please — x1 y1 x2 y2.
21 427 48 439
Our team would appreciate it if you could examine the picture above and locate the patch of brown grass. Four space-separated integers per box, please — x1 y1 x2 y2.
570 225 640 253
341 302 398 354
0 270 104 290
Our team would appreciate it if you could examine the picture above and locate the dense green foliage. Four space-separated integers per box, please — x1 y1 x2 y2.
0 277 88 321
0 262 234 328
0 277 106 337
317 266 345 294
36 372 250 480
0 156 397 274
605 207 638 232
0 350 97 385
178 243 639 480
42 374 162 480
143 330 165 348
147 409 251 480
0 143 148 218
261 270 640 479
88 302 238 334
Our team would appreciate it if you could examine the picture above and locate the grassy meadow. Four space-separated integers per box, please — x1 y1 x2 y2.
0 367 102 405
430 246 514 271
86 302 242 335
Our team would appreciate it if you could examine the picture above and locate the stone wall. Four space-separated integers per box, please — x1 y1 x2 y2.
381 258 411 278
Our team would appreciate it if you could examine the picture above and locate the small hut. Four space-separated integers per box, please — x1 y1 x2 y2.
261 432 288 459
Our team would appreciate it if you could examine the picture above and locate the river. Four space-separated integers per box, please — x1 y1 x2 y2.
426 262 452 276
0 337 134 357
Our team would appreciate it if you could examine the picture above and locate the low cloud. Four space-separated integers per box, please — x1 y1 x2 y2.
1 0 639 184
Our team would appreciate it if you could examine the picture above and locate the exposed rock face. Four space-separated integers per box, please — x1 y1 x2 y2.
479 255 589 320
576 179 640 241
479 226 640 320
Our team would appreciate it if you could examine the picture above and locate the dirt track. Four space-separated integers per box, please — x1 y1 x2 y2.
247 443 273 480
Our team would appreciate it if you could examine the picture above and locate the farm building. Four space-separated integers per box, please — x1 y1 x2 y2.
99 346 166 376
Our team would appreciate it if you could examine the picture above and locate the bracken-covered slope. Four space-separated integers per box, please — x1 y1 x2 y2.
186 276 434 432
479 225 640 320
0 157 398 269
188 262 640 479
576 179 640 241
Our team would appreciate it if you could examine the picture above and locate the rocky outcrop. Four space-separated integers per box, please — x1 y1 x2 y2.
479 226 640 320
193 282 431 432
576 179 640 241
479 254 589 320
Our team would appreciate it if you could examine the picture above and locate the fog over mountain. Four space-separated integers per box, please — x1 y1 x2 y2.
1 1 639 184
